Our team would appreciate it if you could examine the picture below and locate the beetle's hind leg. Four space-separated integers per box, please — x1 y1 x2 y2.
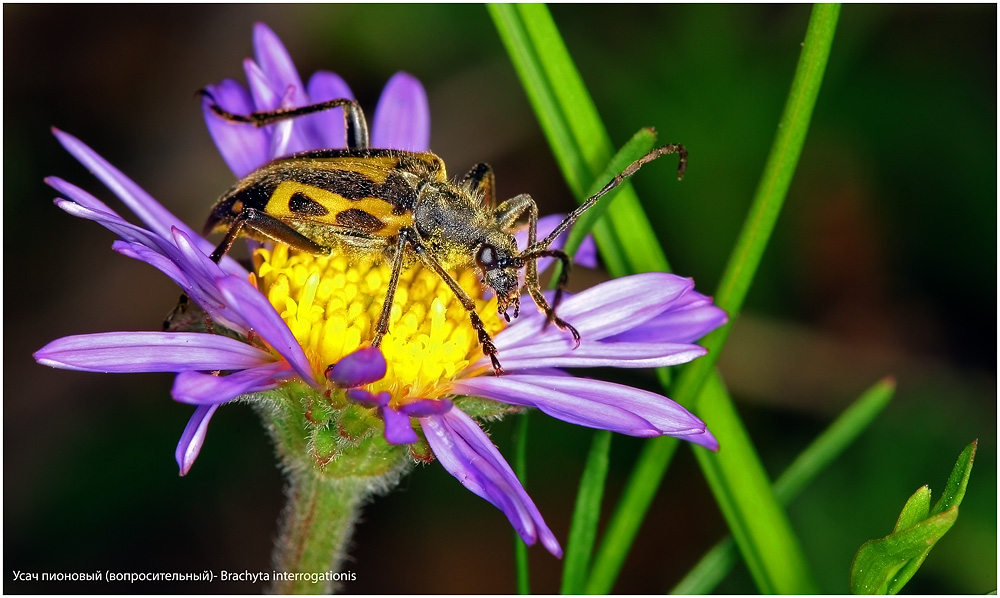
209 207 330 263
200 92 370 150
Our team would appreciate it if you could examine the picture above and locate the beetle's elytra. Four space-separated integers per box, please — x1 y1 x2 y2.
202 95 687 375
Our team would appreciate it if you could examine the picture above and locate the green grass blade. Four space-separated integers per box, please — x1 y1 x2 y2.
487 3 670 275
563 128 659 260
560 430 612 594
692 374 816 593
589 4 841 593
585 435 682 593
774 376 895 503
513 412 531 594
493 3 838 594
672 376 896 594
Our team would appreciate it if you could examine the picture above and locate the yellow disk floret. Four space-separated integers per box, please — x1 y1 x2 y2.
252 244 505 402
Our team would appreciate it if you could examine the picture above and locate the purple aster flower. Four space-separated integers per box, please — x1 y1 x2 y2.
34 22 726 560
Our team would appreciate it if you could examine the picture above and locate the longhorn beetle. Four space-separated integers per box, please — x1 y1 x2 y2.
202 95 686 375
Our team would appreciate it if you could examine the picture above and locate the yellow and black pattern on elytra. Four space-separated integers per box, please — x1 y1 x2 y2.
263 179 415 236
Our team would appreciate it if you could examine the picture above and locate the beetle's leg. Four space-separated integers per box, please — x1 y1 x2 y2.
518 247 580 346
201 92 370 150
371 234 408 348
493 194 577 338
402 228 505 376
210 207 330 263
493 194 536 320
460 163 496 208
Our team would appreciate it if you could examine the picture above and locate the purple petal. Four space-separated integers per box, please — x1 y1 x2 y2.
242 59 310 158
574 234 598 269
326 346 387 387
421 409 562 557
606 289 728 344
171 361 294 405
371 72 430 151
305 71 354 149
252 22 304 103
453 374 717 449
46 175 117 215
346 389 390 407
176 404 218 476
381 406 419 445
215 276 318 386
202 79 270 178
244 57 282 111
54 197 171 254
495 272 694 350
34 331 276 373
484 340 708 371
112 240 187 292
53 130 196 253
269 85 300 157
51 129 246 276
109 237 250 336
452 375 659 437
166 229 254 332
399 398 453 417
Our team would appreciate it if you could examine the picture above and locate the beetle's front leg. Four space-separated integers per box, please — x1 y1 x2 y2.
494 194 576 340
371 233 408 348
403 228 505 376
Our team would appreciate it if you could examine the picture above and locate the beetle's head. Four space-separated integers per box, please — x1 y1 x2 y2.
475 239 524 321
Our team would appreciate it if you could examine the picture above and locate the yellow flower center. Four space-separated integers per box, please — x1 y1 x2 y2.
251 244 505 403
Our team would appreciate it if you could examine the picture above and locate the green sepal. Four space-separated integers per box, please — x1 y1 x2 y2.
453 394 523 420
849 440 977 594
249 380 410 479
311 424 342 467
337 402 380 445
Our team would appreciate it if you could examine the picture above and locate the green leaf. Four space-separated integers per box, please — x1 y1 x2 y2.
849 440 977 595
691 373 817 594
931 439 977 515
672 376 896 594
850 508 959 595
597 5 842 593
894 486 932 533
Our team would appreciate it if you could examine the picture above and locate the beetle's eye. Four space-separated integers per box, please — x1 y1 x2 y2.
476 243 498 270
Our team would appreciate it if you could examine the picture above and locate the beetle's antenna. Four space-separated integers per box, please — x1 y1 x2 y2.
526 144 687 254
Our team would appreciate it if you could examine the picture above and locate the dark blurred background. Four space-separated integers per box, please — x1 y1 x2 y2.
4 4 995 594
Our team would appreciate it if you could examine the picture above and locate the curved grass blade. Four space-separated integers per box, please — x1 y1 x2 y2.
560 430 612 594
513 411 531 594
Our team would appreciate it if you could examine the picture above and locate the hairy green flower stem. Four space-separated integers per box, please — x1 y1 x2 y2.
252 382 412 594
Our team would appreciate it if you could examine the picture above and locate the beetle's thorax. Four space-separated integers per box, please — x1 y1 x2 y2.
414 182 512 257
